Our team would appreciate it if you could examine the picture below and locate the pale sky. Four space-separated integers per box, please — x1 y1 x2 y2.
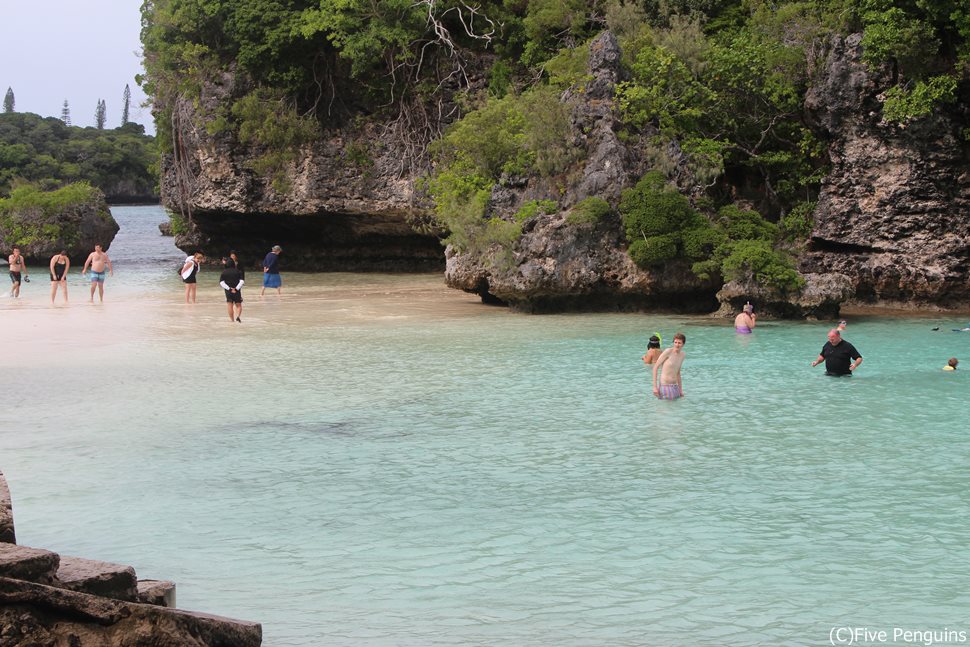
0 0 155 134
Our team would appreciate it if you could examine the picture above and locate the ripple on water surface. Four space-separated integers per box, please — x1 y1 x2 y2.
3 207 970 646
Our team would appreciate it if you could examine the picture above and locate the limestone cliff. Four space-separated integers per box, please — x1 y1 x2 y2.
161 72 443 272
161 32 970 314
802 34 970 310
443 32 723 312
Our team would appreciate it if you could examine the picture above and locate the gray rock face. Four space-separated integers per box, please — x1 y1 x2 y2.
716 273 855 319
443 31 723 311
0 469 260 646
0 545 58 584
0 577 261 647
0 469 13 544
802 34 970 308
0 189 120 265
161 71 443 271
56 555 138 601
447 212 718 312
138 579 176 607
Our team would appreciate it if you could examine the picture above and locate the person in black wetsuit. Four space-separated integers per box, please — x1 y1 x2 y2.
811 329 863 376
49 250 70 304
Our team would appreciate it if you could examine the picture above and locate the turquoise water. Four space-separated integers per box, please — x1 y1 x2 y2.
3 207 970 646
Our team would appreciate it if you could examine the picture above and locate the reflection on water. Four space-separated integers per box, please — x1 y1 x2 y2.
3 207 970 646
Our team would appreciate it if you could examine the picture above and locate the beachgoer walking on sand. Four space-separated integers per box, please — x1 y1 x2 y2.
734 302 756 334
49 250 70 304
8 246 28 298
81 243 113 303
652 332 687 400
260 245 282 297
811 329 862 376
642 333 662 364
220 257 244 323
180 251 204 303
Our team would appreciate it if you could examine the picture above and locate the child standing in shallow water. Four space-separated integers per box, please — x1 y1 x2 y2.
652 332 687 400
642 333 662 364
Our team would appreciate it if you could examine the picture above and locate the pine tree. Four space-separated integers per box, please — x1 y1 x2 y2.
121 84 131 125
95 99 106 129
2 87 13 113
61 99 71 126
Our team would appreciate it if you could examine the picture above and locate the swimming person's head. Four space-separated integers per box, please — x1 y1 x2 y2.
647 335 661 349
743 303 753 314
949 357 958 369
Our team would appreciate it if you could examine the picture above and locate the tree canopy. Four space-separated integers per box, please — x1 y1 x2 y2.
0 112 158 201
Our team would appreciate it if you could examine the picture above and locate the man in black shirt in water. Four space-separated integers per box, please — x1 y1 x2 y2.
812 329 863 376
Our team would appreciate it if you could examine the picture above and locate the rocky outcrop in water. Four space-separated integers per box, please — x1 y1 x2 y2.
0 469 14 544
0 188 119 265
801 34 970 309
159 28 970 314
443 32 723 312
0 469 261 647
162 71 445 271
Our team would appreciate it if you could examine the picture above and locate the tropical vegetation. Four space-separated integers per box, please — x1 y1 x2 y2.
0 111 158 200
139 0 969 290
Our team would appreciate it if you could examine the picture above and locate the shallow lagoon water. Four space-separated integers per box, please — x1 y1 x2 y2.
2 207 970 646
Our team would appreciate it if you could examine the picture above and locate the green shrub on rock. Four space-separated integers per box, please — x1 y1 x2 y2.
620 171 702 242
628 234 679 267
721 239 804 292
780 201 815 241
566 196 611 225
715 204 778 242
0 183 117 258
681 226 725 260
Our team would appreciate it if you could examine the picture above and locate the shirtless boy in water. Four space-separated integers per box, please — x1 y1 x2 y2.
652 332 687 400
81 244 113 302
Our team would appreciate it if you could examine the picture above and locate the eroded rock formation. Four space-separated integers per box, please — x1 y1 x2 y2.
162 71 444 271
802 34 970 309
0 189 119 265
443 32 723 312
0 469 261 647
160 29 970 314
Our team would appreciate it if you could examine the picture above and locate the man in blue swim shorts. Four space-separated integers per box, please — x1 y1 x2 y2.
81 243 113 303
260 244 282 296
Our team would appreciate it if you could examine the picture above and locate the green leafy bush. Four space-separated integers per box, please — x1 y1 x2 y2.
514 199 558 222
882 76 959 122
715 204 778 242
721 239 805 291
628 235 679 267
681 226 725 260
780 201 816 241
566 196 611 225
231 89 317 192
427 85 578 253
620 171 701 241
